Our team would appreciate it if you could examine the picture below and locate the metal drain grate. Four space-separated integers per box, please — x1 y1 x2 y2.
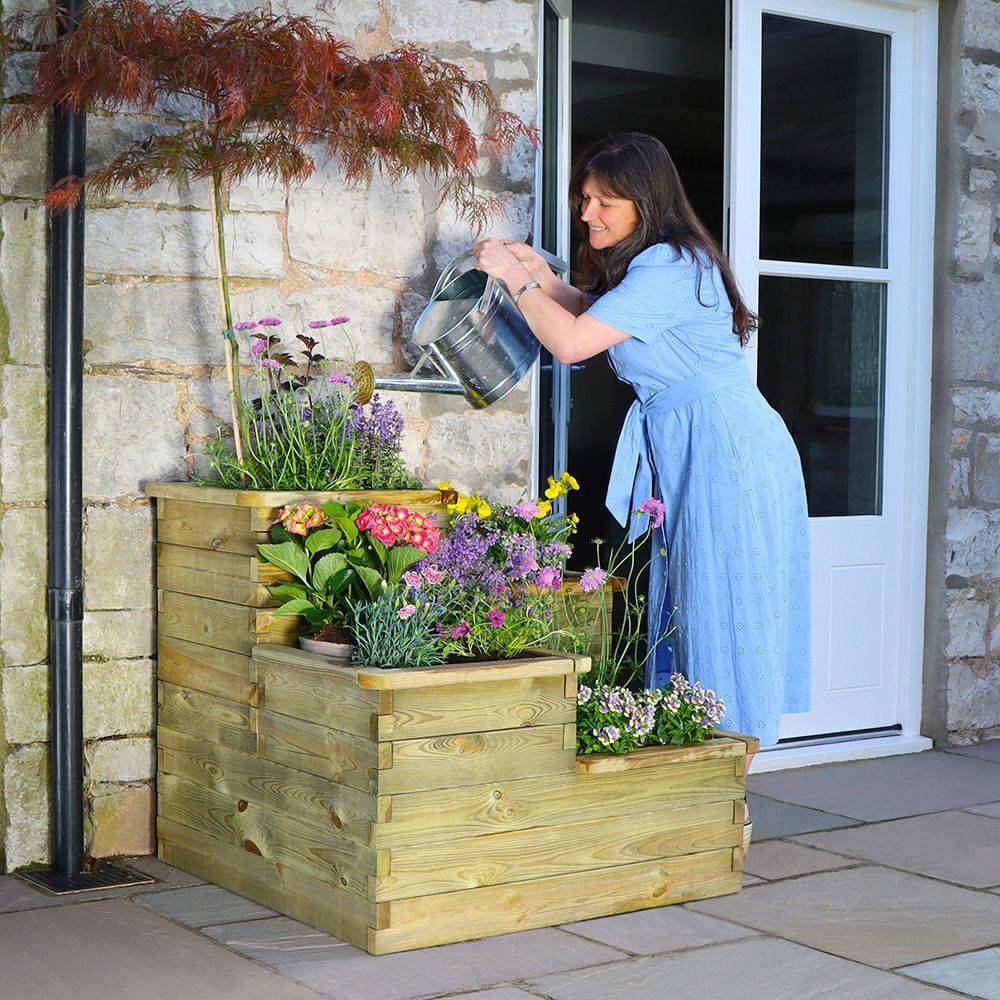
15 862 156 895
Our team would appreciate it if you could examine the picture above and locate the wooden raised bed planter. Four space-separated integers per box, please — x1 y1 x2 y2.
156 641 755 955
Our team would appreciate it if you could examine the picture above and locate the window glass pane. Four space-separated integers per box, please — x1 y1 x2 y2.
757 277 886 516
760 15 889 267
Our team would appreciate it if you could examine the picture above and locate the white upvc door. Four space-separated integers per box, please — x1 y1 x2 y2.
729 0 937 742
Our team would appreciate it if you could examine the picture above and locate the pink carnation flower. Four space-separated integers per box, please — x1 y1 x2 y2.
402 571 422 588
421 564 443 584
397 604 417 620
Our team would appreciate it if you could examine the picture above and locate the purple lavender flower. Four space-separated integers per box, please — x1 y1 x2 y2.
579 567 608 593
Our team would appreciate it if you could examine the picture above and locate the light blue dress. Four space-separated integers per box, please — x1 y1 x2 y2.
588 243 811 746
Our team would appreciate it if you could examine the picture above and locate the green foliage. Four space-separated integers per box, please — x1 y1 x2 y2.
349 586 446 669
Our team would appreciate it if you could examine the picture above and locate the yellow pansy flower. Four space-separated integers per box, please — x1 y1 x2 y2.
476 499 492 518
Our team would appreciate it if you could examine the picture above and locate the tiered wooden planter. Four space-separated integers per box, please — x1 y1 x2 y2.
148 481 754 954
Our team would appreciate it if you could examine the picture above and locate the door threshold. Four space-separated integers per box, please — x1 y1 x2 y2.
748 734 933 773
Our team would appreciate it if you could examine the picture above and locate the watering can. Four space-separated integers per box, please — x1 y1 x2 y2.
353 247 568 409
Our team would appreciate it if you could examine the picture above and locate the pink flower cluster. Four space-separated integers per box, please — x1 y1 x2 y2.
402 564 443 589
275 502 328 536
356 504 441 553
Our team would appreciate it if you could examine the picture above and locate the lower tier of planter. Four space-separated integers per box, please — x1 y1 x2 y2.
156 644 752 955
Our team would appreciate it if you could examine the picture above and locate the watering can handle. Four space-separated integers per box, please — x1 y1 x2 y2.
432 246 569 300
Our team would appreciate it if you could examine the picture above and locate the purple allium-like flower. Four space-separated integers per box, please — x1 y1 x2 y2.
328 373 354 385
579 567 608 593
638 497 666 529
258 316 283 327
487 609 505 628
234 320 258 331
308 319 330 329
249 337 268 360
451 621 470 639
329 316 350 326
534 566 561 590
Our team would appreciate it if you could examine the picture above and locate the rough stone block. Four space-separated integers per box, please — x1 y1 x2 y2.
959 60 1000 159
88 782 155 859
495 57 531 80
86 116 210 210
86 737 155 784
273 0 380 33
85 280 226 367
84 505 156 610
2 53 38 99
948 660 1000 732
2 744 50 870
973 434 1000 503
946 507 1000 580
0 366 48 503
951 277 1000 382
185 378 235 440
950 456 970 500
953 386 1000 424
969 167 997 193
228 175 287 212
0 111 48 199
287 163 426 275
0 201 47 366
86 207 284 278
83 610 155 660
963 0 1000 51
0 664 48 745
0 506 48 666
946 592 989 658
83 660 155 740
388 0 537 53
955 196 992 263
230 284 397 366
432 191 533 270
83 375 185 497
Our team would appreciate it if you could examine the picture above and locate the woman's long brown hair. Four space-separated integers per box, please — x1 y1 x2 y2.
570 133 757 346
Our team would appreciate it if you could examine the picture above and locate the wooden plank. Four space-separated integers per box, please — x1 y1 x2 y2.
257 708 385 793
374 800 740 901
157 727 378 843
256 656 382 739
146 480 453 510
369 849 739 954
576 738 745 773
158 635 256 706
379 757 743 847
379 726 576 795
376 675 574 740
158 682 256 755
355 654 581 690
159 773 375 897
156 498 261 555
157 816 378 951
158 544 274 607
159 591 298 656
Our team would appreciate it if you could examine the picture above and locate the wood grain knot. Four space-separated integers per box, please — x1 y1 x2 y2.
237 800 248 812
330 812 343 829
243 839 262 856
210 536 224 550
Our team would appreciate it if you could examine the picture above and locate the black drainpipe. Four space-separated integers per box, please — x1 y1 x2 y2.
48 0 86 876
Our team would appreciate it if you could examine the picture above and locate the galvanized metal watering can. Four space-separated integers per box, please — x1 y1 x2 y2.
353 247 568 409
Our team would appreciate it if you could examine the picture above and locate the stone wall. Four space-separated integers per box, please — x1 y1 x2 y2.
0 0 538 871
937 0 1000 743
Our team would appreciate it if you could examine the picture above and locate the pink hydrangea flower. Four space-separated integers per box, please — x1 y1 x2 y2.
579 567 608 593
275 502 328 537
397 604 417 620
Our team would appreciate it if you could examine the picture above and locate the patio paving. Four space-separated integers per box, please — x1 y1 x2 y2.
1 741 999 1000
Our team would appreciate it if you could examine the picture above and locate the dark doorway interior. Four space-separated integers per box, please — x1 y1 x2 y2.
545 0 727 566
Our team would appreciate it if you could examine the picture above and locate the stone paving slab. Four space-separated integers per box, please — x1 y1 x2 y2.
791 810 1000 888
966 801 1000 819
529 936 957 999
747 791 856 839
449 992 543 1000
688 866 1000 968
204 915 624 1000
127 855 205 887
747 751 1000 821
946 741 1000 762
743 839 861 881
0 899 323 1000
135 883 278 927
899 946 1000 1000
559 905 760 955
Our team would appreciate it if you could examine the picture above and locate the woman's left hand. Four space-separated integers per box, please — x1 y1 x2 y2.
472 239 531 288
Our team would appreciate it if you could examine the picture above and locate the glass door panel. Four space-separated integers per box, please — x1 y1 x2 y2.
760 14 890 267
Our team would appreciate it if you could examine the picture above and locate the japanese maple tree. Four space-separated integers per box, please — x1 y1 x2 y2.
1 0 536 461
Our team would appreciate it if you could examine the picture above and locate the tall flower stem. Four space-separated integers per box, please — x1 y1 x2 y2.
208 162 245 467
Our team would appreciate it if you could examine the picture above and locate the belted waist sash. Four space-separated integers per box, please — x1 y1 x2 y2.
606 362 751 539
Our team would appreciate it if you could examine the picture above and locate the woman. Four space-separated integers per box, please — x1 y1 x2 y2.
474 132 811 749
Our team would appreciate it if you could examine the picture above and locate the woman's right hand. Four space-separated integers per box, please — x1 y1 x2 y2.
497 242 553 284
